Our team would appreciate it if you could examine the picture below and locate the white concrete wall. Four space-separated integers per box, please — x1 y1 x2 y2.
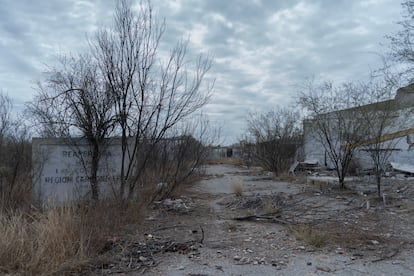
32 138 126 204
303 107 414 170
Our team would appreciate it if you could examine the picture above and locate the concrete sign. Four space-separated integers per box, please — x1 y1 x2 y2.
32 138 125 203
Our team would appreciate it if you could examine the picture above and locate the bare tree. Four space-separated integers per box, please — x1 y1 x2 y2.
0 93 32 211
299 81 373 189
28 55 116 201
93 0 213 201
246 108 302 176
352 81 402 197
387 0 414 81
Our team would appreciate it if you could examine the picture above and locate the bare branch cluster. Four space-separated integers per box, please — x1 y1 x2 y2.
246 108 302 176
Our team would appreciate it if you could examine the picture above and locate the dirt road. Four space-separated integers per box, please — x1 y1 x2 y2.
109 164 414 275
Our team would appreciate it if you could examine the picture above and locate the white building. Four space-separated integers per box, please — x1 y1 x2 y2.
303 84 414 172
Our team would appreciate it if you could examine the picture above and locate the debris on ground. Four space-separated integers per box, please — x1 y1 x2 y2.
219 194 286 211
81 163 414 275
153 197 196 213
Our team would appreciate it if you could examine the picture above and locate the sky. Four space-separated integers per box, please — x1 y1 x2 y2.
0 0 405 145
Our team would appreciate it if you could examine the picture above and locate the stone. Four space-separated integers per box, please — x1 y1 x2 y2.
138 256 148 262
370 240 380 245
233 255 242 261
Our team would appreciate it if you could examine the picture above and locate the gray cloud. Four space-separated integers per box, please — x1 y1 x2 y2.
0 0 403 144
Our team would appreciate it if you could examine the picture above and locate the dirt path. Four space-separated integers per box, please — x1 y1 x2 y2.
105 164 414 275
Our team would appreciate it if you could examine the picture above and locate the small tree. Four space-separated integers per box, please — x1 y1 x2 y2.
356 81 401 197
299 81 372 188
246 108 302 176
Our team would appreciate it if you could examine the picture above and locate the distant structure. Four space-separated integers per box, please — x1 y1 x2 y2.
207 146 232 159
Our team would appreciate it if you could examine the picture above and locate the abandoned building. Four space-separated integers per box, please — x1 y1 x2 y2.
303 83 414 173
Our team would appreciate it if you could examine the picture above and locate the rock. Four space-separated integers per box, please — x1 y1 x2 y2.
370 240 380 245
177 266 185 270
138 256 148 262
316 266 332 272
233 255 242 261
239 257 250 264
392 261 402 265
307 262 312 266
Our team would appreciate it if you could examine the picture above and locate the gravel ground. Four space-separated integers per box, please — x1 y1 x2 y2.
93 163 414 276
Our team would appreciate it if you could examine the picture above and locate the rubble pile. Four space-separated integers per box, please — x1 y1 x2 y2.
221 193 286 211
153 197 196 213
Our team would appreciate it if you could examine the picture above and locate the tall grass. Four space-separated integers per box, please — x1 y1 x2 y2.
0 200 143 275
0 206 82 274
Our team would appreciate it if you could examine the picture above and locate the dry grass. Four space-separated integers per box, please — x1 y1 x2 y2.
262 198 280 214
274 172 296 182
0 200 145 275
231 179 244 197
289 225 328 248
0 205 85 274
0 175 32 212
226 222 238 232
207 158 243 166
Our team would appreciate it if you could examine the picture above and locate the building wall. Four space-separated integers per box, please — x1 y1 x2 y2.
303 85 414 170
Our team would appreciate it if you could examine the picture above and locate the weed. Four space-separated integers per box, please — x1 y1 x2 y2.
262 199 280 214
232 179 244 197
289 225 328 248
227 223 238 232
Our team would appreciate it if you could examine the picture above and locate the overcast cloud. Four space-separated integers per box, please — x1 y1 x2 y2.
0 0 403 144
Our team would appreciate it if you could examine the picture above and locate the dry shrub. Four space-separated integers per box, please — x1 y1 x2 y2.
275 172 297 182
170 173 202 197
262 198 280 214
0 199 145 275
0 174 32 212
0 205 84 274
318 222 392 250
232 179 244 197
136 160 204 203
289 225 327 248
226 222 238 232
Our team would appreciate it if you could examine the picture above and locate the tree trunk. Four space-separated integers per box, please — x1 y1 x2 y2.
90 142 100 201
119 125 127 201
338 172 346 189
376 173 382 197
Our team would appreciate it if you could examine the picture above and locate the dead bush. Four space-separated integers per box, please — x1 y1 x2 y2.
231 179 244 197
289 225 328 248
